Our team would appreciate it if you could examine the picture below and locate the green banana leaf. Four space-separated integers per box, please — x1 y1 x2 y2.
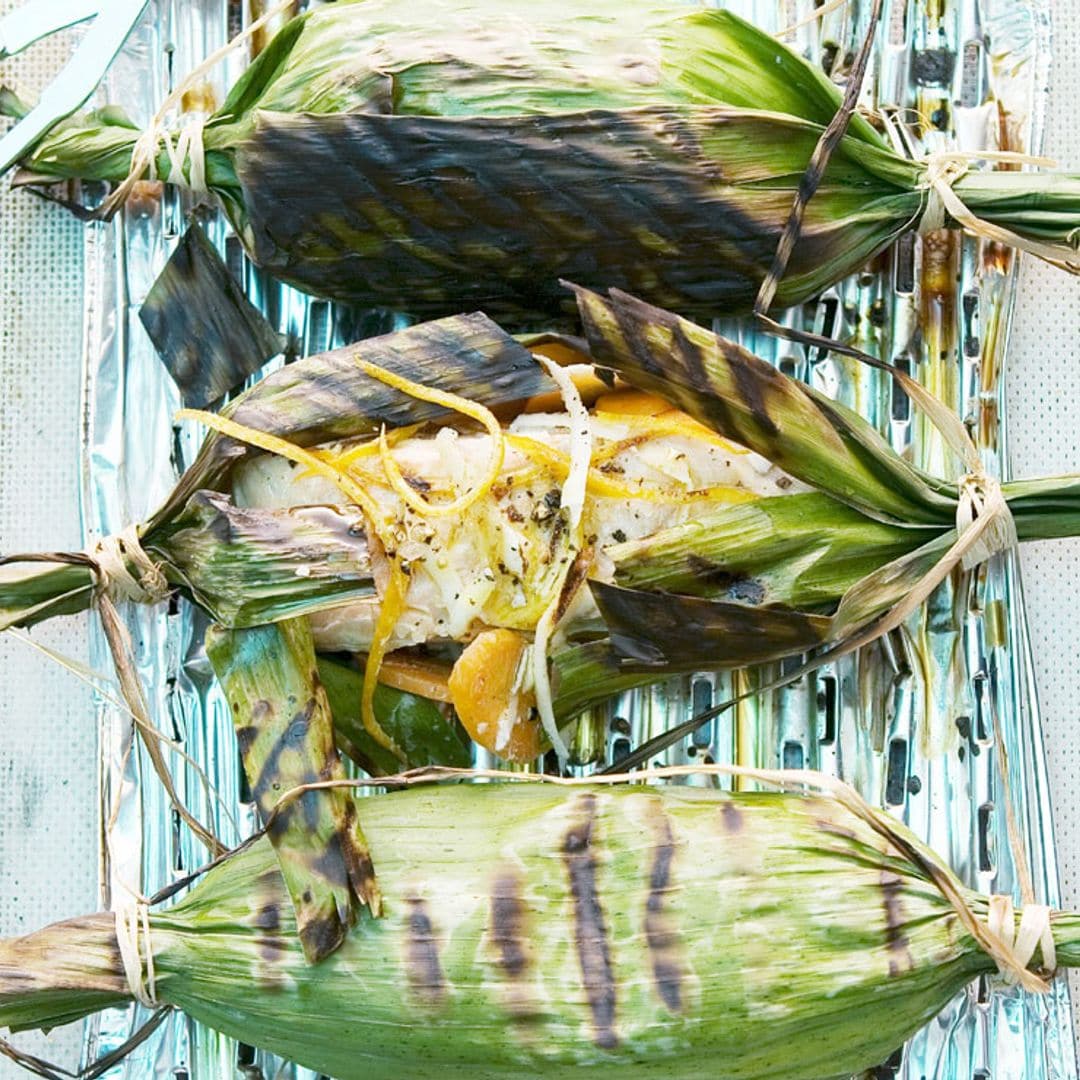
206 617 379 964
318 656 471 775
7 3 1080 322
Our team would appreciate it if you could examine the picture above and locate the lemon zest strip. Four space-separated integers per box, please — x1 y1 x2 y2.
358 360 505 518
177 407 405 759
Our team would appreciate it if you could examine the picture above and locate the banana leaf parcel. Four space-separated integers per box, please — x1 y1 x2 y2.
4 290 1080 961
1 778 1074 1080
6 2 1080 323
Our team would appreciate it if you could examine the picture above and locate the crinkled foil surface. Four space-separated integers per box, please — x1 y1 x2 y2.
74 1 1075 1077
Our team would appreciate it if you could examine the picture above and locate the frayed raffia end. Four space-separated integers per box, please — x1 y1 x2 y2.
115 902 157 1010
917 150 1080 272
99 1 292 218
90 525 170 605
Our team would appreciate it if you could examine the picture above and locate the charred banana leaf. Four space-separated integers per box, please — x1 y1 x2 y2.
206 617 379 962
7 2 1080 322
139 224 285 408
232 105 915 322
2 782 1076 1079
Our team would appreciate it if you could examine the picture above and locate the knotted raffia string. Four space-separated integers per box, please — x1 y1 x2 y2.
99 1 293 218
774 0 849 41
90 525 170 605
236 763 1054 993
987 894 1056 983
0 532 224 856
115 900 158 1009
917 149 1080 271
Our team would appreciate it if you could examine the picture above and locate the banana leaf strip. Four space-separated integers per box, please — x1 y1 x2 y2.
154 311 546 525
591 581 832 669
318 657 471 776
151 492 375 627
139 224 285 408
570 284 956 524
609 491 923 609
206 617 380 963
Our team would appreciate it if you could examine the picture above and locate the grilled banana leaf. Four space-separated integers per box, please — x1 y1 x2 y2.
206 617 379 962
7 3 1080 323
2 782 1075 1079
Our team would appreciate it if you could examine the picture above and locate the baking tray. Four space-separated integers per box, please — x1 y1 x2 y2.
71 1 1075 1076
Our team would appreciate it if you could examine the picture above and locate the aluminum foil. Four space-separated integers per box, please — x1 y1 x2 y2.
74 1 1075 1077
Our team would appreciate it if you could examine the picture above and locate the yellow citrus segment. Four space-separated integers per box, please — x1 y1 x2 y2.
448 629 541 763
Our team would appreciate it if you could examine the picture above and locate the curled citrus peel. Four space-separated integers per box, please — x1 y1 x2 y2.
357 360 505 519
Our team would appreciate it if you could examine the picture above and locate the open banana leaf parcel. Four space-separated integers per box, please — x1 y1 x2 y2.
7 1 1080 323
5 287 1080 962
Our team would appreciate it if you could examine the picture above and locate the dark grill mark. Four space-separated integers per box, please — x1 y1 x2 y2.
880 871 913 976
234 724 259 755
253 896 291 971
720 801 744 834
670 318 711 397
308 832 354 891
298 911 346 962
491 872 529 979
684 557 766 605
644 814 683 1012
257 934 290 965
726 341 780 438
405 898 447 1007
608 294 665 379
562 795 618 1049
252 902 280 930
250 698 317 807
339 799 379 910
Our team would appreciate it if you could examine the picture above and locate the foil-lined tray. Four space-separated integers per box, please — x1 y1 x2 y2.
74 1 1075 1076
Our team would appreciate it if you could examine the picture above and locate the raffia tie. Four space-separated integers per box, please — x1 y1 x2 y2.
862 348 1018 571
115 901 158 1009
89 525 170 605
100 0 292 217
956 470 1018 571
987 895 1057 983
120 113 209 200
917 150 1080 271
88 529 225 856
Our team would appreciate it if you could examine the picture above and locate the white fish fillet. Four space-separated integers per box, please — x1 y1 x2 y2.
233 411 800 651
